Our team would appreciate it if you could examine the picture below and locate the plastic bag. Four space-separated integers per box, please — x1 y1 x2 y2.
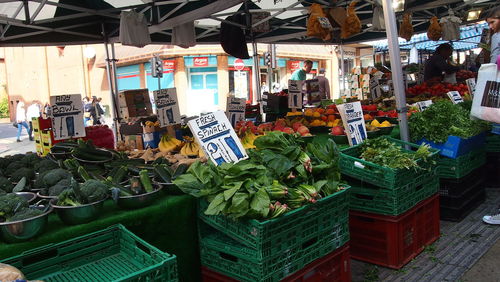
427 16 442 41
0 263 25 281
471 63 500 123
399 13 413 41
440 9 461 41
119 11 151 47
341 1 362 39
307 3 332 41
372 5 385 30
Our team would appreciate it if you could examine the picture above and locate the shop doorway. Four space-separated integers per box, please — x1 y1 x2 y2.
187 67 218 115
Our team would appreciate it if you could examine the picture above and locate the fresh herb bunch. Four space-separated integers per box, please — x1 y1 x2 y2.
360 138 434 170
174 132 344 220
409 100 489 143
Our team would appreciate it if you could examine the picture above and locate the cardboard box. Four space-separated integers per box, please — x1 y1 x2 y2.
124 135 144 150
118 89 153 120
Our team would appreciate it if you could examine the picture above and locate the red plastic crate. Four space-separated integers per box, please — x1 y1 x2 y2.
349 194 440 269
202 244 351 282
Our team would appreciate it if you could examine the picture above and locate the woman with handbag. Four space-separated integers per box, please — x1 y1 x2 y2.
15 101 33 142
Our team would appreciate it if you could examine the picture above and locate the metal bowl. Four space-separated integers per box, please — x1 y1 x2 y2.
0 205 53 243
116 185 163 209
155 182 183 195
50 197 107 225
36 190 58 200
72 149 113 164
15 192 37 203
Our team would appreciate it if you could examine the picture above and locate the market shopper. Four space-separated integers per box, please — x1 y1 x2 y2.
291 60 313 81
15 102 33 142
317 68 331 100
90 96 104 125
423 43 460 82
26 102 41 137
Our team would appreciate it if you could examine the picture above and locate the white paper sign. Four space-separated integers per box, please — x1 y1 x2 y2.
306 79 321 105
226 96 246 127
466 78 476 98
337 101 367 146
50 94 86 140
447 91 464 104
153 88 181 127
416 100 433 111
370 76 382 99
288 80 303 109
188 111 248 165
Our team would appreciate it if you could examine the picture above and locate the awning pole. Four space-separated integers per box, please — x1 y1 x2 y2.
340 45 345 97
381 0 409 142
103 41 119 141
253 41 262 106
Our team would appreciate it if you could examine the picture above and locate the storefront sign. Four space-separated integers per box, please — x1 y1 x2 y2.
153 88 181 127
193 57 209 67
50 94 86 140
188 110 248 165
447 91 464 104
416 100 433 111
337 101 367 146
288 80 303 109
466 78 476 97
163 60 175 69
234 59 245 71
288 61 301 73
226 96 246 127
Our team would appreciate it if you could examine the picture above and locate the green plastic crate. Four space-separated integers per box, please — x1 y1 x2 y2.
199 224 349 282
1 224 178 282
198 186 350 255
348 176 440 216
486 134 500 153
339 137 439 189
437 148 486 179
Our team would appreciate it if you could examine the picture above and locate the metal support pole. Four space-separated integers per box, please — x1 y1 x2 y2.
381 0 409 142
340 45 345 97
103 42 119 141
253 41 262 105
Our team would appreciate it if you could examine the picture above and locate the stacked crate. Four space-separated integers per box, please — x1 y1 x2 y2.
32 117 52 156
340 137 441 269
434 135 487 222
199 187 351 282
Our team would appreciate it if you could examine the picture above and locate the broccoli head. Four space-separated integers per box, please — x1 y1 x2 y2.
9 167 36 183
0 158 9 169
48 178 71 196
56 189 81 206
0 177 14 193
33 170 49 189
80 179 109 203
20 153 42 168
8 208 44 222
34 159 59 173
42 168 71 187
0 193 29 218
5 161 27 176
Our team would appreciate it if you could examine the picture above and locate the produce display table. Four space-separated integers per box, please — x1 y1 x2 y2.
0 194 200 282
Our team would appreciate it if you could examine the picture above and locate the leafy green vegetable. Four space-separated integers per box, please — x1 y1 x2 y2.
409 100 489 143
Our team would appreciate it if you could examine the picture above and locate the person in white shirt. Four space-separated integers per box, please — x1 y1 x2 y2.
316 68 331 100
15 101 33 142
26 102 41 138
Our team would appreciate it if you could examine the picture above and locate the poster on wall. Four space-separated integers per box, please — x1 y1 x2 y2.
226 96 246 127
50 94 86 140
337 101 367 146
288 80 303 109
188 111 248 165
153 88 181 127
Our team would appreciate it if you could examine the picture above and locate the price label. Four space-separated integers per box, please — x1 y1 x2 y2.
370 76 382 99
226 97 246 127
153 88 181 127
447 91 464 104
50 94 86 140
416 100 433 111
337 101 367 146
288 80 303 109
466 78 476 98
188 111 248 166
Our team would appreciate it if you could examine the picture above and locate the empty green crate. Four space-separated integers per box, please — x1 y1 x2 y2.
1 224 178 282
339 137 439 189
198 186 350 255
486 134 500 153
200 224 349 282
437 148 486 179
347 176 440 216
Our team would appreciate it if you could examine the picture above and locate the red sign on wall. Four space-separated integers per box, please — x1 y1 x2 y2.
288 60 301 73
163 60 175 69
193 57 209 67
234 59 245 71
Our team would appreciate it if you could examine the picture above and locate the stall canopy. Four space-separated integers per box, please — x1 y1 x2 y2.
370 22 488 52
0 0 499 47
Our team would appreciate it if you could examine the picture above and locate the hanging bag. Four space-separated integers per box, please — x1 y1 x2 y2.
470 63 500 123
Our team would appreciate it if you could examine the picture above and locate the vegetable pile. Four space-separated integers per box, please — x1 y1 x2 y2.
0 193 43 222
360 137 434 170
174 131 344 220
409 101 489 143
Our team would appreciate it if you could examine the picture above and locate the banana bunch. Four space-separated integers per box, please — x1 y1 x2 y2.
180 136 203 157
240 130 258 149
145 120 160 127
158 134 182 153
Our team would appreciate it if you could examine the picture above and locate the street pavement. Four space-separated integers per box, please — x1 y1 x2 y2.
0 122 36 157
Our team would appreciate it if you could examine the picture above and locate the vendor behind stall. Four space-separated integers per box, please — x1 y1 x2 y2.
423 43 460 82
291 60 313 80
